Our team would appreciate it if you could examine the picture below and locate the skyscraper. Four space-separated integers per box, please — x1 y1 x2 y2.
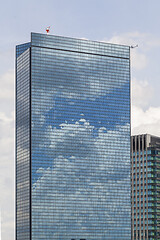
131 134 160 240
16 32 131 240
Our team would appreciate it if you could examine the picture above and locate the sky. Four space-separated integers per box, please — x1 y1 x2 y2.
1 0 160 239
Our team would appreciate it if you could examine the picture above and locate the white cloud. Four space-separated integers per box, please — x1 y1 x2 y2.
131 49 148 70
131 77 154 108
146 38 160 48
0 68 15 240
129 52 160 137
0 111 14 240
132 105 160 136
131 77 160 137
0 70 14 100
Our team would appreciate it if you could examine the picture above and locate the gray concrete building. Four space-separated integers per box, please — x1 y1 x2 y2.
131 134 160 240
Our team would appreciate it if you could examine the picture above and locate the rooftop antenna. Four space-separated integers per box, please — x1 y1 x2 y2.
46 26 50 34
130 44 138 49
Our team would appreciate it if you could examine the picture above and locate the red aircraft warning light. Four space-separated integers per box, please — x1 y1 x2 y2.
46 26 50 34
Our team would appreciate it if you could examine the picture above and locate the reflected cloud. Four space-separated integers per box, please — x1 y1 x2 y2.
32 121 130 239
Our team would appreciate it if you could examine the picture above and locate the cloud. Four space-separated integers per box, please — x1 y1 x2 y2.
131 76 160 137
146 38 160 48
0 67 15 240
132 105 160 136
0 70 14 100
0 111 14 240
131 77 154 109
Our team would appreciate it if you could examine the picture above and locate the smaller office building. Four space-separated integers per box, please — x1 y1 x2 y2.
131 134 160 240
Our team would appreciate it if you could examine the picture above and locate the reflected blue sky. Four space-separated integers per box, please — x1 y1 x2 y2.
32 83 130 184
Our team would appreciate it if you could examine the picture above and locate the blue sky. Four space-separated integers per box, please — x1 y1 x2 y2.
1 0 160 40
1 0 160 239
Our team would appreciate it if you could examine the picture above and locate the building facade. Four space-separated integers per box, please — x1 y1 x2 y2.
16 33 131 240
131 134 160 240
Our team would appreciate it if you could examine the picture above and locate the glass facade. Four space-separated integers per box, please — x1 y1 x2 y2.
131 135 160 240
16 33 131 240
16 43 31 240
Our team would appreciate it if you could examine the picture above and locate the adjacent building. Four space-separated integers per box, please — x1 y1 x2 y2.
16 32 131 240
131 134 160 240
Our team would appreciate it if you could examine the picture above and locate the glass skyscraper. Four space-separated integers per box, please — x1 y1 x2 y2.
131 134 160 240
16 32 131 240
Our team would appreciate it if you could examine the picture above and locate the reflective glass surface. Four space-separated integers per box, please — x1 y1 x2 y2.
16 44 31 240
16 33 131 240
31 33 131 240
